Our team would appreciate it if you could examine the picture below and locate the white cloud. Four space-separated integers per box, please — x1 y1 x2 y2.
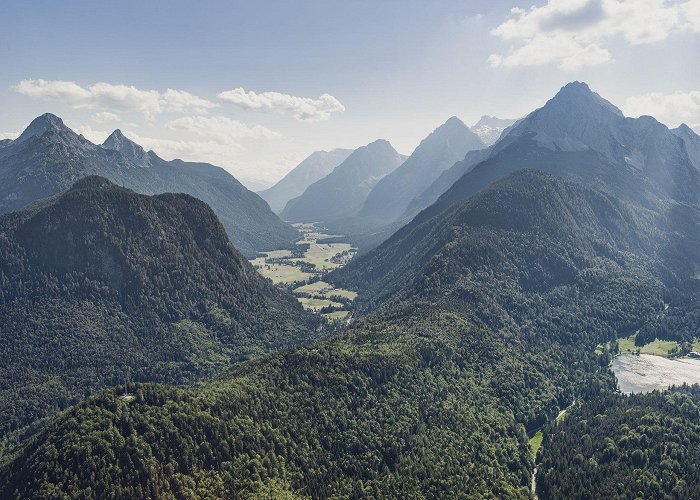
15 79 217 118
125 132 246 159
622 90 700 127
91 111 120 123
72 125 111 144
488 33 610 70
1 132 19 140
115 116 283 177
165 115 281 142
489 0 700 70
217 87 345 121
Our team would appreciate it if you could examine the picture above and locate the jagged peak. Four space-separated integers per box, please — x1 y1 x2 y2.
103 129 151 165
367 138 391 147
103 129 142 151
15 113 71 144
673 123 698 136
104 128 127 141
443 116 467 127
472 115 517 128
547 81 623 117
362 138 398 154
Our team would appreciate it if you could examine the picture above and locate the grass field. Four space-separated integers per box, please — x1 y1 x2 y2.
529 431 543 457
297 297 342 311
253 223 357 319
262 249 293 259
252 262 313 284
323 310 349 321
294 281 331 294
294 281 358 300
292 240 353 271
616 333 679 358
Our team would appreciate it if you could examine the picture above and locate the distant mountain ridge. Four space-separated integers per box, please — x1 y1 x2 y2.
0 114 298 257
334 81 700 307
259 149 352 212
280 139 405 222
359 117 484 223
416 82 700 224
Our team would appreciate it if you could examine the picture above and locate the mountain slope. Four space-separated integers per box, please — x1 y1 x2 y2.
0 177 318 436
332 169 679 308
400 147 491 222
414 82 700 225
280 139 404 222
258 149 352 212
5 87 700 498
2 170 682 498
538 387 700 499
359 117 484 222
672 123 700 169
0 115 298 257
396 117 518 221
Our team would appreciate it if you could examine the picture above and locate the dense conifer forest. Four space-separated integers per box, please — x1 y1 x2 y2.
537 386 700 499
2 170 691 498
0 177 319 440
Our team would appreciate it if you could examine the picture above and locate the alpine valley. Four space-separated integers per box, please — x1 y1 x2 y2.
3 80 700 500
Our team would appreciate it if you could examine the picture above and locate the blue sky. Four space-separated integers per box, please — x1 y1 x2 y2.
2 0 699 188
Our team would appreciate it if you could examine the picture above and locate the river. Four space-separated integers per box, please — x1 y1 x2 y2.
611 354 700 393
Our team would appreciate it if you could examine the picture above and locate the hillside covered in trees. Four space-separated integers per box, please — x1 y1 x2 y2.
537 386 700 499
0 177 319 439
1 170 687 498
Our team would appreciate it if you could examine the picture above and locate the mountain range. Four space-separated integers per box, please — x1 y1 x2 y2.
414 82 700 225
280 139 405 222
0 115 298 257
2 167 686 497
3 82 700 498
333 82 700 303
258 149 353 213
359 117 484 223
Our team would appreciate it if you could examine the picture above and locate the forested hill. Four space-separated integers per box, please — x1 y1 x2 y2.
537 386 700 499
0 177 319 438
0 115 298 257
331 169 693 310
0 169 677 498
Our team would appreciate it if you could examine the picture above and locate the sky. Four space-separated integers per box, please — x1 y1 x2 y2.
1 0 699 190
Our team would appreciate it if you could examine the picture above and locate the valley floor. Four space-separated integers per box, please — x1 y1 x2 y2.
250 222 358 322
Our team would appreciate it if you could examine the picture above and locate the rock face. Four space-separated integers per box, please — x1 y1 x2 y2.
0 114 298 257
672 123 700 170
413 81 700 223
359 117 484 223
471 115 518 146
102 129 152 167
280 139 405 222
258 149 352 213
